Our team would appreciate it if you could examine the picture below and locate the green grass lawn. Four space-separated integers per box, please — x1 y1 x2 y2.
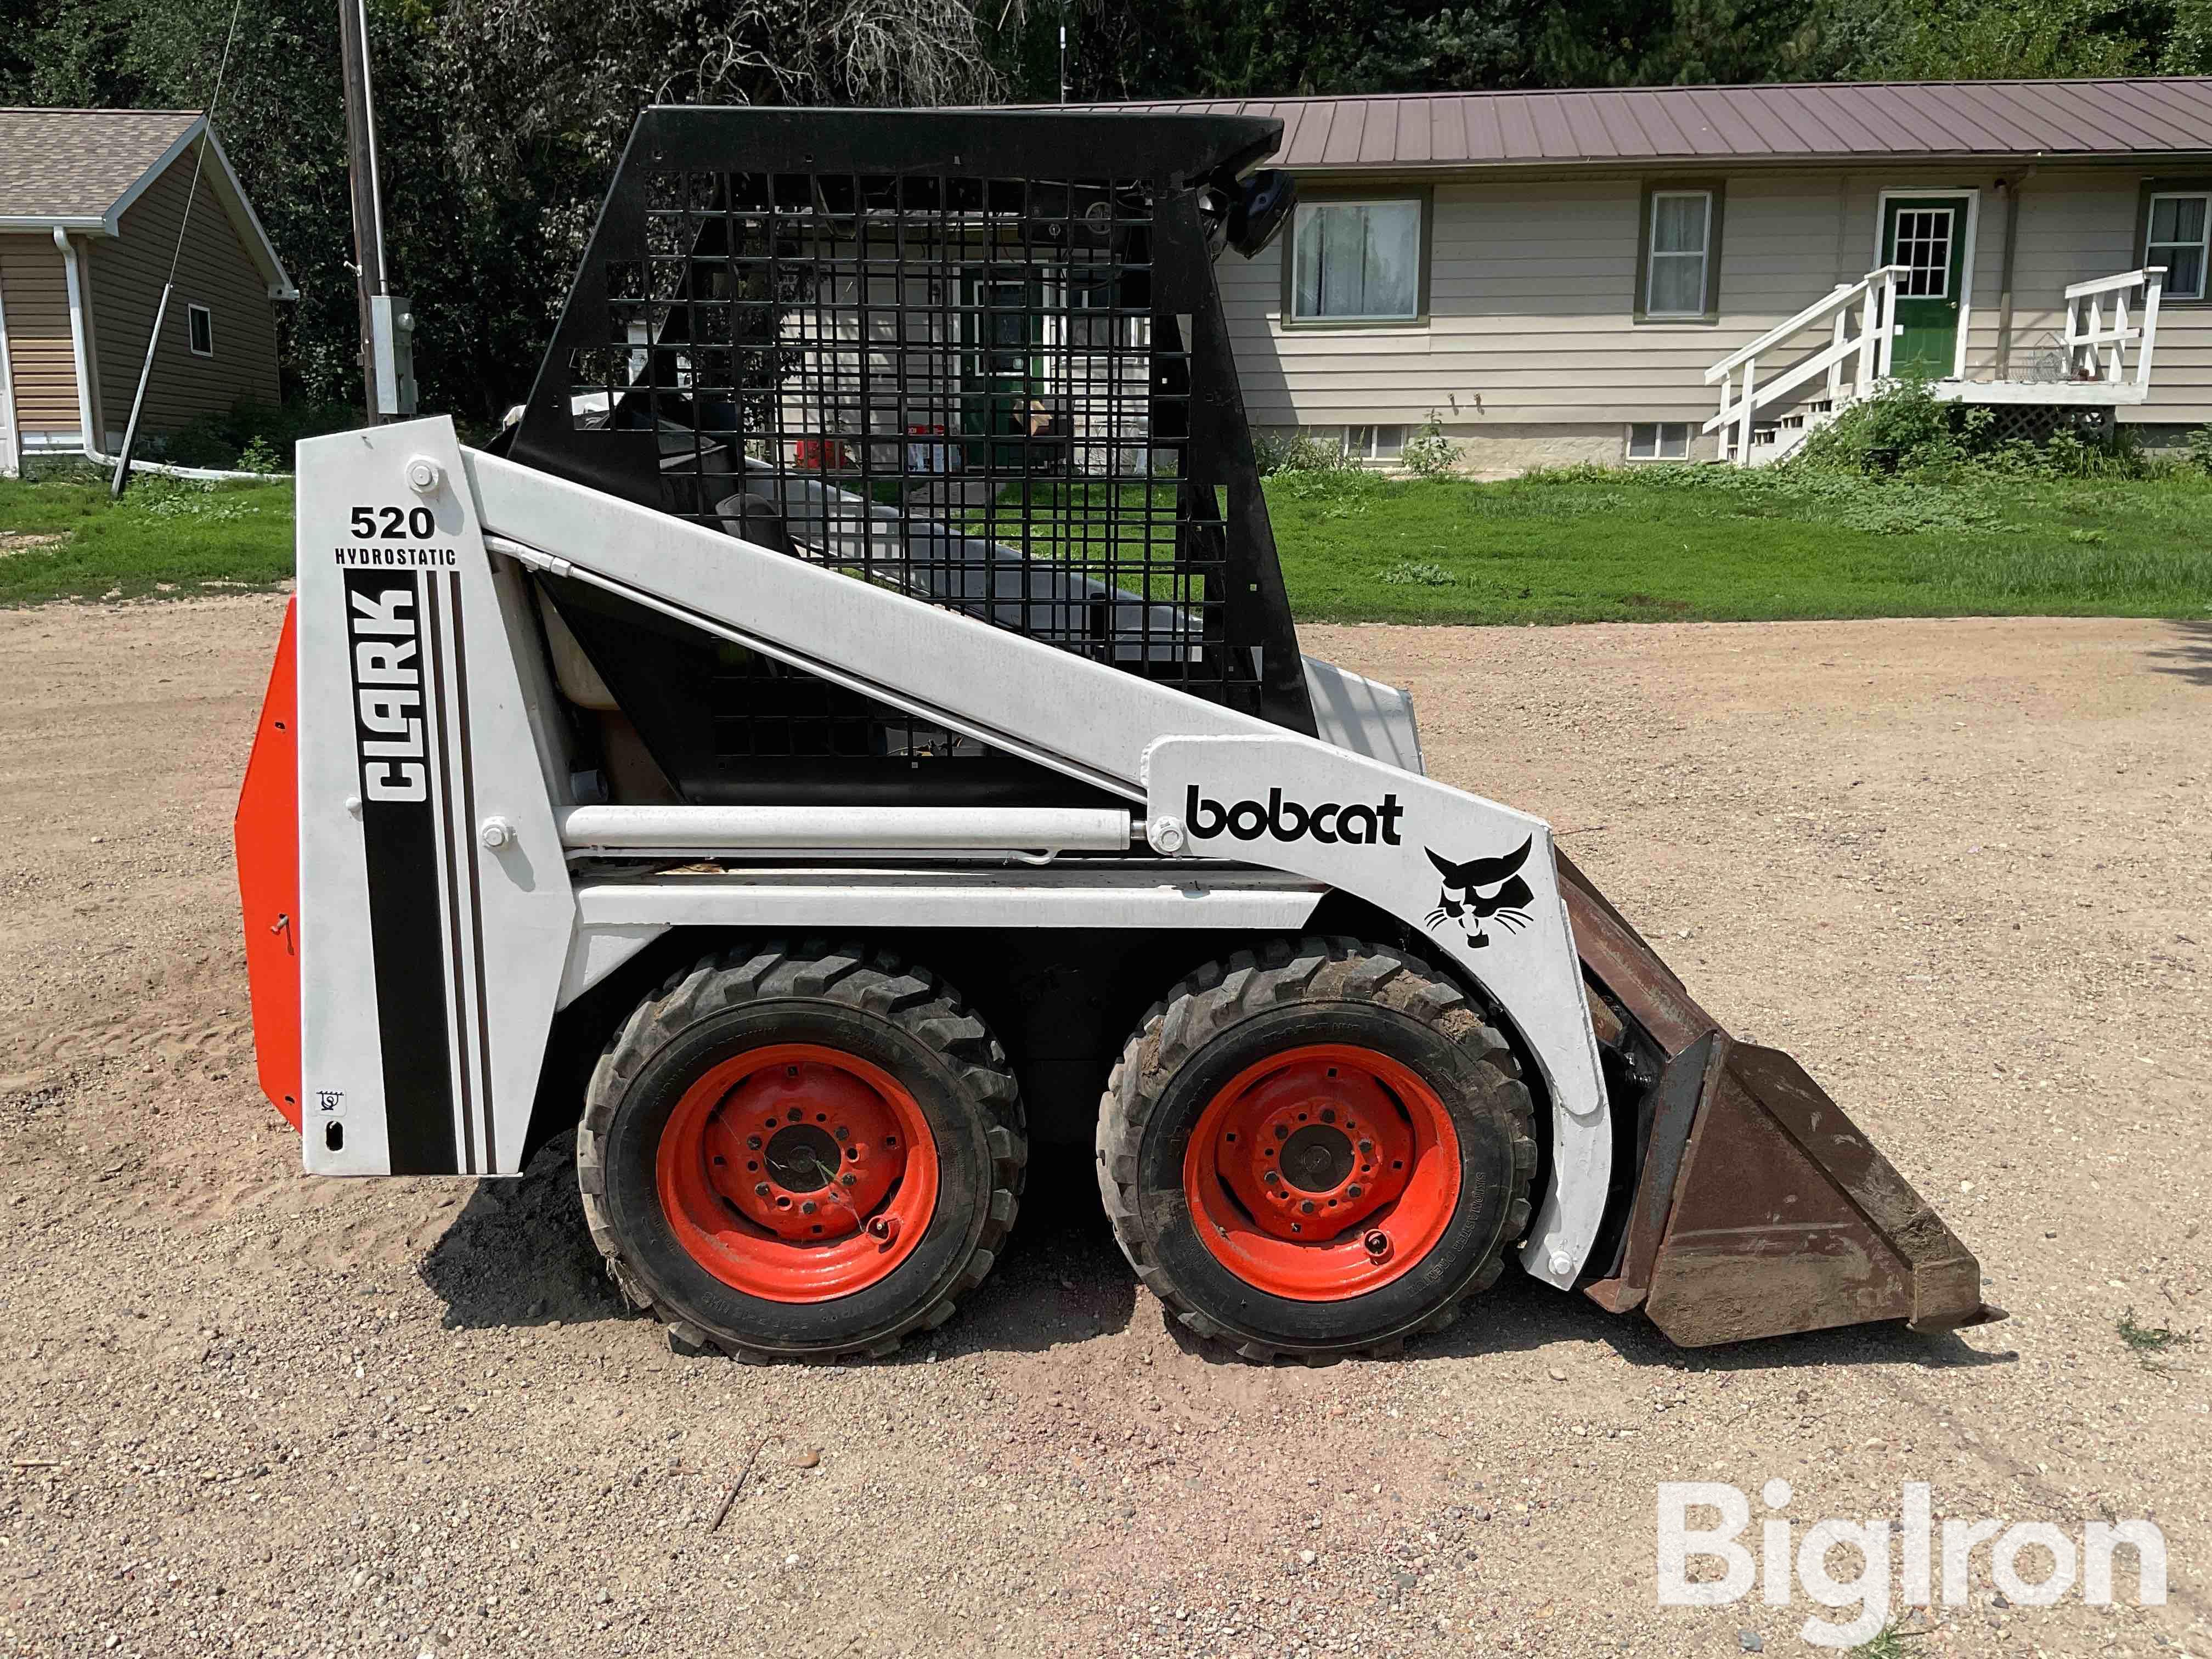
0 471 294 605
5 458 2208 622
1266 464 2212 624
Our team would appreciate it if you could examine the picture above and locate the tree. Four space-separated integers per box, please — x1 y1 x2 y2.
1828 0 2165 77
9 0 2207 419
3 0 1017 420
2166 0 2212 69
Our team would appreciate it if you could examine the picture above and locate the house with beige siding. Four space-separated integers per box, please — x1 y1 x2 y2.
1118 78 2212 471
0 108 295 476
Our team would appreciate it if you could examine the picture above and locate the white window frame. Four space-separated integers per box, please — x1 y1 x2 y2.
1345 424 1406 461
1624 422 1691 462
1644 190 1714 319
2145 191 2209 302
1285 196 1426 326
187 302 215 358
1889 205 1958 300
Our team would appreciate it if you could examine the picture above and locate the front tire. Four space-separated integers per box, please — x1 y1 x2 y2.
1097 938 1536 1362
578 941 1025 1361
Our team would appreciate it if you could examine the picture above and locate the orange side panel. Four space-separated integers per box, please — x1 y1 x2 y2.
234 600 303 1131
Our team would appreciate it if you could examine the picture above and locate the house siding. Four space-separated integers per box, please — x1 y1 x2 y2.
1221 162 2212 462
89 159 280 437
0 235 81 433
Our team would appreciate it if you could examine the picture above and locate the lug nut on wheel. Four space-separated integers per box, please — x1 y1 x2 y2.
1363 1229 1391 1261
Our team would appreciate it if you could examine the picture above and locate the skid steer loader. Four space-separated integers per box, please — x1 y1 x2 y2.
234 107 1997 1363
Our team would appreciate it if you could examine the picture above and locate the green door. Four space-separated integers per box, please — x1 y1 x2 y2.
960 268 1043 470
1882 198 1967 379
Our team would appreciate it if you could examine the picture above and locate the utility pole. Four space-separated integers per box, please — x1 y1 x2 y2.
338 0 395 423
111 0 245 496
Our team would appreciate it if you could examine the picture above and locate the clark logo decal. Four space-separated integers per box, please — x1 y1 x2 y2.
347 579 427 802
1424 838 1534 950
1184 785 1404 847
340 568 461 1175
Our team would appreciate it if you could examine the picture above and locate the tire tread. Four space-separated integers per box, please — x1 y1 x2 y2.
1093 936 1536 1364
578 940 1026 1363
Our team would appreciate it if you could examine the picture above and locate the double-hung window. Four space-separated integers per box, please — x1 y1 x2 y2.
1643 189 1715 318
2145 191 2209 302
1286 196 1426 324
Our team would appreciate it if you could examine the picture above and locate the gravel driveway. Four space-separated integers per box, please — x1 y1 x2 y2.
0 597 2204 1658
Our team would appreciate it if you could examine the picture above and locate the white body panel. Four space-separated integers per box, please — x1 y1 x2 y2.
296 424 572 1176
1142 736 1610 1287
291 417 1611 1284
465 453 1276 797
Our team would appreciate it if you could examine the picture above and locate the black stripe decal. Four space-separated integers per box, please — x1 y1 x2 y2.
422 576 477 1173
449 573 499 1171
345 568 459 1175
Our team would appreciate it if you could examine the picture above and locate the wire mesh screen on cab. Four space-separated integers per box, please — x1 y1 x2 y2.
509 110 1312 805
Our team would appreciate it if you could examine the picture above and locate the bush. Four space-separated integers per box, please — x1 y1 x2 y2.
148 397 358 472
2188 425 2212 475
1255 427 1359 477
1400 410 1463 478
1793 377 1981 474
1793 378 2153 482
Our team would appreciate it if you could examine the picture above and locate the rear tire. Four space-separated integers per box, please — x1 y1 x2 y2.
1097 937 1536 1363
578 941 1025 1361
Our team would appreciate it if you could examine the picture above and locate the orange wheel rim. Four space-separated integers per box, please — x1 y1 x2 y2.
657 1043 938 1303
1183 1043 1460 1302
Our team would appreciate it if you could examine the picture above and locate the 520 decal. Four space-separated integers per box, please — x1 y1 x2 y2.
349 505 437 539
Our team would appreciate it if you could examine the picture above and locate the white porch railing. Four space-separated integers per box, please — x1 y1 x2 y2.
2062 267 2164 388
1704 266 1905 461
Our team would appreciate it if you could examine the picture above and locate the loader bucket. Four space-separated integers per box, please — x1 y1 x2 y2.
1564 853 1998 1345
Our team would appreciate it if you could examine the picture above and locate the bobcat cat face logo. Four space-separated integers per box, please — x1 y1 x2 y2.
1424 837 1534 949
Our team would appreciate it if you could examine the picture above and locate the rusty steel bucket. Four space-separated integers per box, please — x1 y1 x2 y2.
1559 854 2001 1346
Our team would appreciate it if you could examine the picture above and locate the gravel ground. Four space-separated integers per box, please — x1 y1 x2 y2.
0 597 2206 1659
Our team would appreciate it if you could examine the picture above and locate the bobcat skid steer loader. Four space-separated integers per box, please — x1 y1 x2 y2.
234 107 1998 1363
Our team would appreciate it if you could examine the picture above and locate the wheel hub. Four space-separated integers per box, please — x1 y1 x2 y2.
1211 1058 1414 1241
1278 1124 1355 1192
1182 1042 1463 1303
685 1055 915 1248
763 1122 842 1191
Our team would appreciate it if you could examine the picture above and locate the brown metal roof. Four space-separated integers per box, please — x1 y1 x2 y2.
1092 78 2212 170
0 108 200 221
